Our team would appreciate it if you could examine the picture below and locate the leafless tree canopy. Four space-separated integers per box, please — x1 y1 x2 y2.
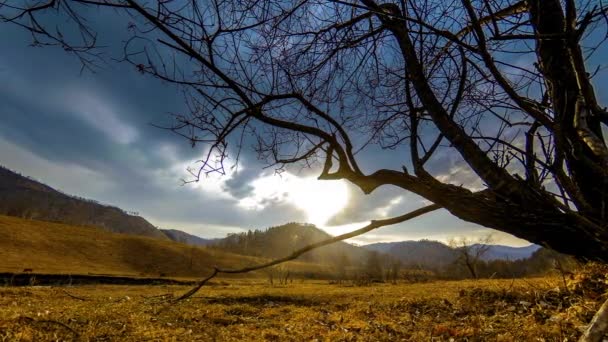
449 234 494 279
3 0 608 260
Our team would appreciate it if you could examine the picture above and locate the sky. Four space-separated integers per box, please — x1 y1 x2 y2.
0 8 555 247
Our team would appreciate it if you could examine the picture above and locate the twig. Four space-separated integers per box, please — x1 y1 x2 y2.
19 316 80 339
59 289 88 301
173 203 441 302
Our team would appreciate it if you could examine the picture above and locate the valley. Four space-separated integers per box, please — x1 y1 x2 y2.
0 166 604 341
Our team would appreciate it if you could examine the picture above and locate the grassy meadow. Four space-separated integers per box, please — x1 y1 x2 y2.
0 215 331 279
1 276 605 341
1 215 606 341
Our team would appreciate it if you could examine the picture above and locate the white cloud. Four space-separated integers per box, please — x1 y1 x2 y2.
57 87 139 145
436 164 485 191
373 196 403 218
237 172 291 210
237 172 349 226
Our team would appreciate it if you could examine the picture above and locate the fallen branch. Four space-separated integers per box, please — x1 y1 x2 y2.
18 316 80 339
174 203 441 302
59 289 88 301
579 296 608 342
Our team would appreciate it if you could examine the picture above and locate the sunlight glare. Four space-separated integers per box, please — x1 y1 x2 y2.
289 177 349 226
236 172 349 226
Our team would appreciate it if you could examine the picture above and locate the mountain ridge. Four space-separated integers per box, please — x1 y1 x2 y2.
363 240 540 269
0 165 541 270
213 222 372 265
0 165 168 239
161 228 219 246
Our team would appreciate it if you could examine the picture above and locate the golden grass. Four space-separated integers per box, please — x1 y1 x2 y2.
0 277 601 341
0 215 330 279
1 215 605 340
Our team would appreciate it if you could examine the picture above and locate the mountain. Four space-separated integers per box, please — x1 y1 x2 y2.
364 240 540 269
214 222 372 266
0 214 329 278
473 244 541 261
0 166 167 239
365 240 458 269
161 229 219 246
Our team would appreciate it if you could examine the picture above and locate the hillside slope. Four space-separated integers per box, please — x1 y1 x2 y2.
365 240 458 269
161 229 219 246
0 215 327 278
215 223 372 266
0 166 167 239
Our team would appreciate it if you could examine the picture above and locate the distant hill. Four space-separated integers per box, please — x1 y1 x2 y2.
364 240 540 269
365 240 458 269
0 215 330 278
161 229 219 246
0 166 167 239
472 244 541 261
214 223 372 266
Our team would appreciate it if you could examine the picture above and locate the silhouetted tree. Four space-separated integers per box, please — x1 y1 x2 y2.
449 234 494 279
3 0 608 262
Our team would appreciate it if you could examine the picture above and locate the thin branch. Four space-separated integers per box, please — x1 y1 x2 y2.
174 203 441 301
59 289 88 301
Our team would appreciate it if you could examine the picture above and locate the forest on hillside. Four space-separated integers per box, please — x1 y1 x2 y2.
212 223 578 283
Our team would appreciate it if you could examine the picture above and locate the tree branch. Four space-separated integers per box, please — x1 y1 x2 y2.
175 203 441 301
579 296 608 342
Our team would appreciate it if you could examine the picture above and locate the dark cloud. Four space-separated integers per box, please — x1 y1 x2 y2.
221 167 259 199
0 11 549 247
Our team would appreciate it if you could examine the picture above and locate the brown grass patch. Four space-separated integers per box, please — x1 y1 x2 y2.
1 276 605 341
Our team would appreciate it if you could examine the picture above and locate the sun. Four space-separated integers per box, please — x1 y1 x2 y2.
289 177 349 226
236 172 349 226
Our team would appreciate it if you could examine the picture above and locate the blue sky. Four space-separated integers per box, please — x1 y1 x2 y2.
0 6 574 246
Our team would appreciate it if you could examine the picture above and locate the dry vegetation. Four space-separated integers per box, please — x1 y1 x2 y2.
1 267 607 341
1 216 607 340
0 215 331 279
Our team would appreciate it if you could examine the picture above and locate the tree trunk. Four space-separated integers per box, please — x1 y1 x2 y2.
419 183 608 262
529 0 608 221
465 260 478 279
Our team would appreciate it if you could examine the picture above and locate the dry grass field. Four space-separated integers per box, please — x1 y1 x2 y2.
1 274 606 341
0 215 331 279
1 215 606 341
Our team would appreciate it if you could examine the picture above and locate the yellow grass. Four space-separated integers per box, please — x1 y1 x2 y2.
0 277 598 341
0 215 330 279
1 215 604 340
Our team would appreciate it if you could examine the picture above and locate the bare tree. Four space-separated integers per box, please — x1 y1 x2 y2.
265 265 290 285
2 0 608 263
449 234 494 279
